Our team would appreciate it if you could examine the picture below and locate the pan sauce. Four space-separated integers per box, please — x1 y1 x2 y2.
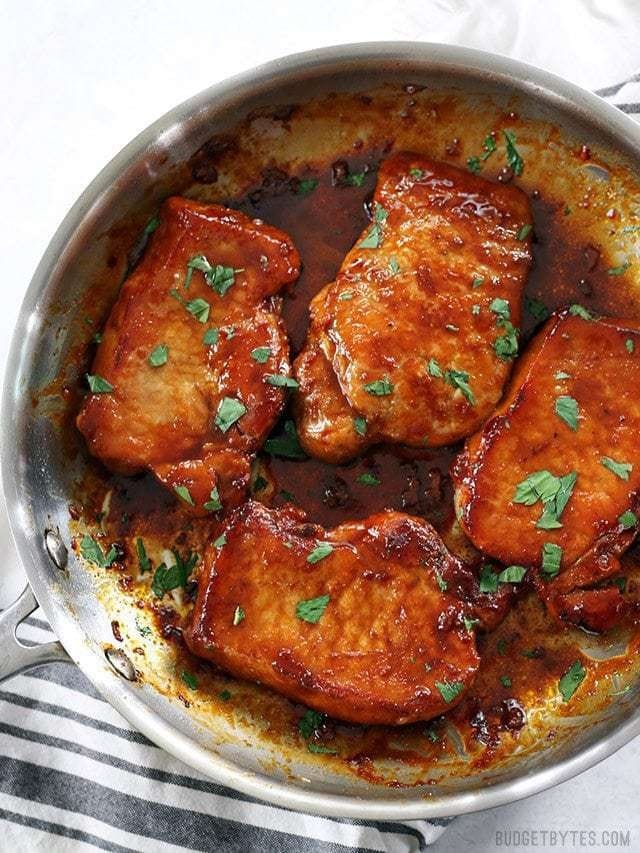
65 84 640 787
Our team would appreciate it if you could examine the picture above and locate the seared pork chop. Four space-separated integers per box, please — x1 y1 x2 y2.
453 309 640 631
185 501 480 725
77 198 300 513
294 152 533 463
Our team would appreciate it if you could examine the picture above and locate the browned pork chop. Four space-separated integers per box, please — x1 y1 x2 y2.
77 198 300 513
294 152 533 463
185 501 480 725
453 309 640 631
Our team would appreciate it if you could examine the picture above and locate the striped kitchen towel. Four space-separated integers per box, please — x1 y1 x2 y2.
1 82 639 853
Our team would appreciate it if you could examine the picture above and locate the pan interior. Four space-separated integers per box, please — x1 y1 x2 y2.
7 48 640 814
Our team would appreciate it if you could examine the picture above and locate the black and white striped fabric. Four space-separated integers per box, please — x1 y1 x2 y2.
1 82 639 853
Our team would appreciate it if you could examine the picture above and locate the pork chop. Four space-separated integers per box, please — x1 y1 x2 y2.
453 309 640 631
77 198 300 513
294 152 533 463
185 501 480 725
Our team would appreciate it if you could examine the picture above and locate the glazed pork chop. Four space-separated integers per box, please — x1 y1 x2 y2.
294 152 533 463
453 309 640 632
77 198 300 513
185 501 480 725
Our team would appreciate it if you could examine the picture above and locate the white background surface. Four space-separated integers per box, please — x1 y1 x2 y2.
2 1 640 850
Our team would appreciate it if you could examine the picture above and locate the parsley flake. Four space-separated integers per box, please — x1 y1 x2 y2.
409 167 425 178
297 178 318 195
174 485 194 506
186 297 210 323
232 605 245 626
494 321 519 361
498 565 527 583
388 257 401 275
514 469 577 529
472 275 485 288
490 297 511 321
504 130 524 176
203 328 219 346
607 261 631 276
525 296 550 322
357 472 380 486
559 659 586 701
479 564 499 593
181 671 198 690
264 420 306 459
353 416 367 437
80 535 117 568
148 344 169 367
516 224 532 241
307 542 334 564
555 395 579 431
186 255 242 296
500 675 512 688
213 533 227 549
601 456 632 480
434 568 448 592
467 156 482 175
265 374 299 389
151 550 198 597
86 374 113 394
203 487 222 512
569 304 594 321
136 537 151 574
358 203 388 249
250 346 271 363
364 376 393 396
619 510 638 529
541 542 563 578
296 593 330 623
299 709 325 738
215 397 247 432
626 338 635 354
435 680 465 703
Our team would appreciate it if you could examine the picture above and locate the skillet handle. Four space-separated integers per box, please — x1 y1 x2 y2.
0 585 71 682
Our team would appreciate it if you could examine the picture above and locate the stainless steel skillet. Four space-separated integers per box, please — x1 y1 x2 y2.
2 42 640 820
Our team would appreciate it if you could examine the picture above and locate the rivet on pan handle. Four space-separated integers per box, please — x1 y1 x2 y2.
0 586 71 683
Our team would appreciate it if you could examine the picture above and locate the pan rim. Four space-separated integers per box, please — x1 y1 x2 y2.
3 40 640 820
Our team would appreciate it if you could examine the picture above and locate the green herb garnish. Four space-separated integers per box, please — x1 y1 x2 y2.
500 675 512 688
568 304 593 321
364 376 393 396
559 659 586 701
307 542 334 564
358 203 388 249
516 224 532 241
297 178 318 195
296 593 330 623
504 130 524 176
250 346 271 363
215 397 247 433
232 605 245 626
181 671 198 690
80 535 117 568
479 564 499 593
525 296 549 322
151 549 198 597
86 374 113 393
203 328 219 346
541 542 563 578
607 261 630 276
265 374 299 389
136 537 151 574
435 680 465 703
299 709 325 738
601 456 633 481
513 469 577 529
467 156 482 175
213 533 227 549
626 338 635 354
498 565 527 583
203 487 222 512
357 472 380 486
619 510 638 529
186 255 243 296
555 395 579 431
353 416 367 437
148 344 169 367
264 420 306 459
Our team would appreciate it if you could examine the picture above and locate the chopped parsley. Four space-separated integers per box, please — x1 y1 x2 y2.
463 616 480 632
364 376 393 396
607 261 630 276
264 420 306 459
297 178 318 195
388 257 401 276
494 321 519 361
185 255 243 296
490 297 511 321
186 298 210 323
601 456 633 481
568 303 594 321
467 156 482 175
215 396 247 432
136 537 151 574
181 671 198 690
559 659 586 701
500 675 512 689
626 338 635 353
86 374 113 393
148 344 169 367
434 568 448 592
232 605 245 626
338 291 353 301
428 359 476 404
151 549 198 597
307 743 337 755
472 304 481 316
296 593 330 623
525 296 550 322
80 535 117 568
173 485 194 506
358 203 388 249
203 328 219 346
479 564 499 593
516 223 532 241
409 167 425 178
203 487 222 512
219 689 232 701
541 542 563 578
513 469 577 529
299 709 325 738
498 565 527 583
357 472 380 486
213 533 227 549
353 416 367 437
250 346 271 363
555 395 579 431
265 374 299 389
435 680 465 703
504 130 524 176
144 216 160 235
555 370 571 380
344 171 366 187
472 275 485 288
252 475 268 493
619 510 638 529
307 542 334 564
